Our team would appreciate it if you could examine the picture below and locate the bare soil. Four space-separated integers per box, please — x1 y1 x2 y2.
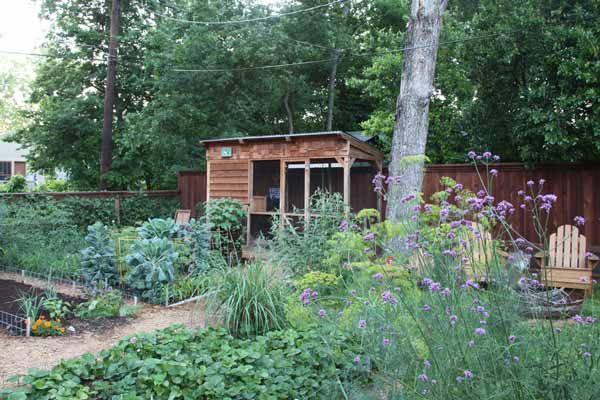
0 279 83 316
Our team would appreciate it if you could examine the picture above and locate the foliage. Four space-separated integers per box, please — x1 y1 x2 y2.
0 175 27 193
80 222 119 287
137 218 182 239
209 262 289 338
1 325 358 399
125 238 179 303
164 273 211 304
0 200 84 277
75 290 124 319
296 271 341 296
182 218 213 273
271 190 349 274
42 288 71 320
15 291 45 321
206 198 246 260
30 316 65 337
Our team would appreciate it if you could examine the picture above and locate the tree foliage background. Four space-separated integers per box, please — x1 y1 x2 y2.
8 0 600 189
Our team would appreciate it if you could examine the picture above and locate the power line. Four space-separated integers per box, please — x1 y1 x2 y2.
0 49 107 62
173 58 335 72
171 28 528 73
153 0 346 26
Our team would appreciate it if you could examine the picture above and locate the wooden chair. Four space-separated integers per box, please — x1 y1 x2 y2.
407 223 507 281
174 209 191 225
535 225 599 296
462 222 508 281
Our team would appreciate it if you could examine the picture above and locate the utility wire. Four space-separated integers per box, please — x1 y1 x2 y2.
0 49 107 62
174 57 335 72
171 28 528 73
153 0 346 25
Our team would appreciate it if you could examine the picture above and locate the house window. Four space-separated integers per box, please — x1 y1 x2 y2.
0 162 11 181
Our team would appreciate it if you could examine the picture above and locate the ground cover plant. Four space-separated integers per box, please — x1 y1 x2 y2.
1 325 358 399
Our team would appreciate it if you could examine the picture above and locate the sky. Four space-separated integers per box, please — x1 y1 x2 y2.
0 1 47 54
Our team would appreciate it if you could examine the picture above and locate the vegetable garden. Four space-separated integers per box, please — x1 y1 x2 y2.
1 154 600 399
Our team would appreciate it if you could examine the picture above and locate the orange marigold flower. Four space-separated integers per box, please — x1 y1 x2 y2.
36 319 43 325
44 321 52 328
60 328 65 333
56 319 61 323
31 325 38 331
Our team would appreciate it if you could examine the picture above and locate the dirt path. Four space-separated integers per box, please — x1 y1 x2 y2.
0 302 207 386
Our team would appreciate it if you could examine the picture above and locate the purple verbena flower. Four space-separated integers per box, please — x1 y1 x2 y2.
358 320 367 329
574 216 585 226
318 309 327 318
475 327 486 336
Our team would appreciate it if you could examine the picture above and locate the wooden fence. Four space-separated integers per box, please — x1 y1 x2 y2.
177 163 600 250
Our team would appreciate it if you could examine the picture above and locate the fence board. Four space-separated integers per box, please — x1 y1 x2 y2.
176 163 600 249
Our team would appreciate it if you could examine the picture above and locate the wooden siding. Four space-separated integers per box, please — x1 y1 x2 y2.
205 136 350 161
208 160 250 203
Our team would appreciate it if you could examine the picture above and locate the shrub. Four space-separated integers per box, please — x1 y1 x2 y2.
80 222 119 287
125 238 179 303
1 326 358 399
296 271 341 295
210 262 289 338
205 197 246 259
1 174 26 192
0 200 84 277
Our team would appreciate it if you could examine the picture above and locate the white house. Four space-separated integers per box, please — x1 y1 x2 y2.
0 135 27 182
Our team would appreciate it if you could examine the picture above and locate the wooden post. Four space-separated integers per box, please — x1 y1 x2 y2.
114 195 121 226
279 160 286 227
247 161 253 246
343 158 355 207
206 160 211 201
304 159 310 222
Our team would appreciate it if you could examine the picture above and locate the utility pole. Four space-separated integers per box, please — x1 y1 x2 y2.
100 0 121 189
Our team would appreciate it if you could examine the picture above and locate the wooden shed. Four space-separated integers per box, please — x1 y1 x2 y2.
201 131 384 246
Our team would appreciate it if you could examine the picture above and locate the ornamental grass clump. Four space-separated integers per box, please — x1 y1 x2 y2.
293 151 600 399
210 262 289 338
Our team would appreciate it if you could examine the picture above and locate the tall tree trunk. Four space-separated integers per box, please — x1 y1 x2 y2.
283 91 294 134
386 0 448 221
100 0 121 189
326 49 341 131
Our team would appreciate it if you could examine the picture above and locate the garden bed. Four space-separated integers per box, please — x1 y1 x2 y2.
0 279 83 317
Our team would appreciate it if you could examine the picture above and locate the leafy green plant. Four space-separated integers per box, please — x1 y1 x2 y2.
1 326 357 399
205 198 246 260
210 262 289 338
0 174 26 193
125 238 179 302
182 217 212 273
271 190 349 273
80 222 119 287
137 218 182 239
42 287 71 320
75 290 124 318
296 271 341 295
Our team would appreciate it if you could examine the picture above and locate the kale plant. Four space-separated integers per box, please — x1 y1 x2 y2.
80 222 119 287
